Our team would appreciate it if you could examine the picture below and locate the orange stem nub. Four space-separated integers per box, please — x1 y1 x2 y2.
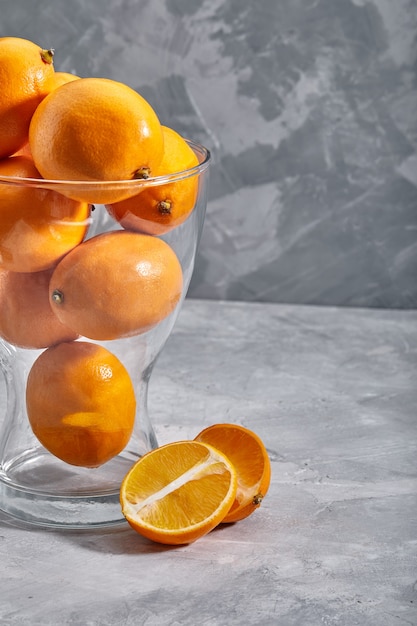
40 48 55 65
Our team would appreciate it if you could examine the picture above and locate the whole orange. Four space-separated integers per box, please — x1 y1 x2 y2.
53 71 80 88
29 77 164 203
107 126 199 235
0 156 90 272
49 230 183 341
0 37 55 159
0 266 78 349
26 341 136 468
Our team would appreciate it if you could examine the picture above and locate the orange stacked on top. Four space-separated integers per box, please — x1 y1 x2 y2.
107 125 200 235
0 37 55 159
29 76 165 204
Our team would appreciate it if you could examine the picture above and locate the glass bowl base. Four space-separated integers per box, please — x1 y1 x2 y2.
0 447 143 528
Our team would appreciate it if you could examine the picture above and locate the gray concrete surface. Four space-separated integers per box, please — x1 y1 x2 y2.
0 299 416 625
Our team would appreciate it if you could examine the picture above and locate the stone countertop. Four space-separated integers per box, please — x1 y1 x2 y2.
0 299 416 626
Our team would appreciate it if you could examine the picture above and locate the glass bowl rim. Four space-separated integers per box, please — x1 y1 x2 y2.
0 138 211 193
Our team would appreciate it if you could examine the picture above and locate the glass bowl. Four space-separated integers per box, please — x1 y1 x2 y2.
0 139 210 528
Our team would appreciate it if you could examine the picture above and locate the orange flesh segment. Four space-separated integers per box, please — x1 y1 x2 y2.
121 441 237 543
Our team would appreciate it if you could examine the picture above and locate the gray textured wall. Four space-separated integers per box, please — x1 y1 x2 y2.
2 0 417 308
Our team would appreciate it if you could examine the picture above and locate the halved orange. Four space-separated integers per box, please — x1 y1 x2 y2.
195 423 271 523
120 440 237 545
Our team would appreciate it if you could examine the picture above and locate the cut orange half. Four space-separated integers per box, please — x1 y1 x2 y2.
195 423 271 523
120 440 237 545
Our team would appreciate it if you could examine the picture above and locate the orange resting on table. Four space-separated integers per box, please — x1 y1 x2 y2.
195 423 271 523
107 125 199 235
0 266 78 349
0 156 90 273
49 230 183 341
29 77 165 203
0 36 55 159
26 341 136 468
120 440 238 545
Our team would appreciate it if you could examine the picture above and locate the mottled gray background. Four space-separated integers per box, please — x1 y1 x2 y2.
2 0 416 308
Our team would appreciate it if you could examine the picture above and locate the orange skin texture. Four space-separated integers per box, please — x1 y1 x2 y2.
0 37 55 158
107 126 199 235
53 71 80 88
0 266 78 349
12 142 32 158
195 423 271 523
0 156 90 272
49 230 183 341
26 341 136 468
29 77 164 203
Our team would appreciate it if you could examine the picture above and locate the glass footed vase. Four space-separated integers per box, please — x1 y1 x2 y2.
0 140 210 528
